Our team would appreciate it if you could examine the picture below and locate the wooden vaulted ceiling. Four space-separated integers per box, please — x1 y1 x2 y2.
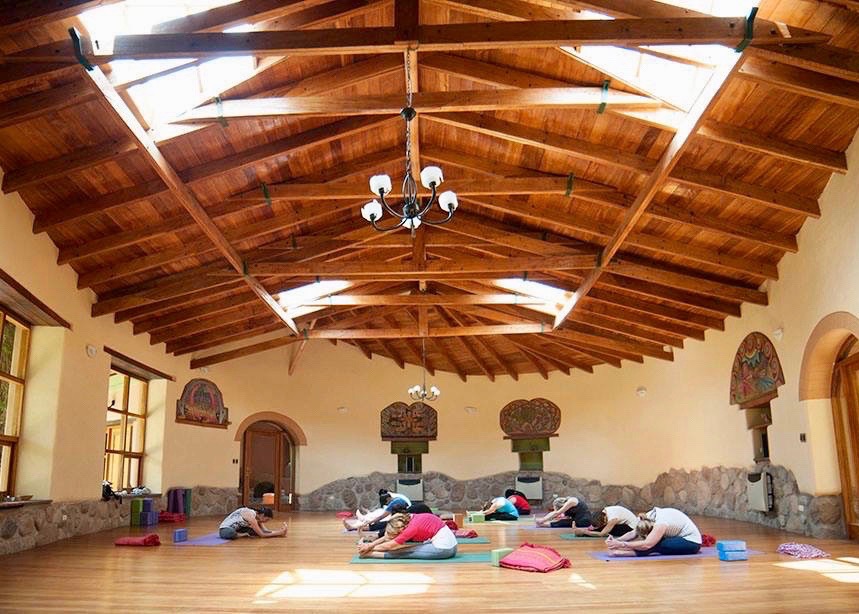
0 0 858 380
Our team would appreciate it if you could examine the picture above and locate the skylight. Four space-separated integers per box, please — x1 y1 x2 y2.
493 279 572 317
79 1 255 128
277 280 353 320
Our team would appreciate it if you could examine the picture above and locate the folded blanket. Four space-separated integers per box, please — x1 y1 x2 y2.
115 533 160 547
336 511 353 519
499 543 571 573
445 519 459 531
777 542 830 559
701 533 716 547
454 528 477 538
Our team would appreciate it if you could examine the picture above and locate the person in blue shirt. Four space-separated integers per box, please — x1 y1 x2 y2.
481 496 520 521
344 489 413 531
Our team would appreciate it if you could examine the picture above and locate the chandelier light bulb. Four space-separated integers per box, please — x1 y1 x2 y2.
369 174 392 196
361 200 383 222
429 385 440 397
402 216 421 230
438 191 458 212
419 166 443 189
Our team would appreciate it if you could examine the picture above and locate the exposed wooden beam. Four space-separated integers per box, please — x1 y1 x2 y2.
435 306 496 380
297 294 550 307
562 0 707 18
249 253 596 277
83 66 299 335
0 63 76 94
190 333 302 368
748 44 859 85
0 80 93 130
151 0 316 33
738 56 859 109
172 87 661 123
427 0 581 21
288 319 316 376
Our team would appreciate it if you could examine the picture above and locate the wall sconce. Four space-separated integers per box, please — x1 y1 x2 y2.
85 344 97 358
772 327 784 341
337 406 349 414
198 366 209 374
635 386 648 398
464 406 478 415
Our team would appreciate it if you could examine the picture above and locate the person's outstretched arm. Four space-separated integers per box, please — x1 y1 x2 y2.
607 524 665 551
575 518 619 537
481 500 501 514
242 511 287 538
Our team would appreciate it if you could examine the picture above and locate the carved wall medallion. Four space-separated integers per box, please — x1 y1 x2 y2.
500 398 561 439
380 401 438 441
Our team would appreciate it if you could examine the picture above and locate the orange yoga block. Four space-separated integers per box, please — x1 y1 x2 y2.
262 493 275 505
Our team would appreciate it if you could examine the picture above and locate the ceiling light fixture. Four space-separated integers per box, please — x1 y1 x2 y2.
361 54 457 236
408 338 440 402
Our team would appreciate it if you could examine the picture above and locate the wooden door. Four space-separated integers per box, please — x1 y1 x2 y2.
241 422 295 512
833 350 859 540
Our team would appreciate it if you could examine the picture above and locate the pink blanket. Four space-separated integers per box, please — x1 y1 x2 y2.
115 533 161 547
499 543 571 573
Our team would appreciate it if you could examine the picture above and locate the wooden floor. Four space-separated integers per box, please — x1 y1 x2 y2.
0 513 858 612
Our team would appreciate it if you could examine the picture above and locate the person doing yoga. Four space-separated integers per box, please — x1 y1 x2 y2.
605 506 702 556
504 489 532 516
218 507 287 540
357 512 458 560
344 489 412 531
571 504 638 538
536 496 592 528
481 495 520 521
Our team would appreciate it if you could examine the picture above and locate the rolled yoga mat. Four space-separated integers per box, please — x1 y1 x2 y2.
350 551 492 564
589 547 763 562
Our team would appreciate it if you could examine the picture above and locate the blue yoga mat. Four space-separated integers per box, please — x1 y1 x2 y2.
457 536 490 544
589 547 763 562
351 551 492 564
175 532 231 546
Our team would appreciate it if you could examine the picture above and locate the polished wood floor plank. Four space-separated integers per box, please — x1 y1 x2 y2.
0 513 857 612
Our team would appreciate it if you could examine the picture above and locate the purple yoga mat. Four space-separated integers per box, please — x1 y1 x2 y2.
175 532 231 546
589 547 763 562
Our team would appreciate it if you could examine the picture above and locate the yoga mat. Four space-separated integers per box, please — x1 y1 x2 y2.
520 524 569 530
174 532 231 546
589 547 763 562
351 552 492 564
560 533 601 540
457 536 490 544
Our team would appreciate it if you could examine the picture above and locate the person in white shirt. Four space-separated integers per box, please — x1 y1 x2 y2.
572 505 638 538
605 507 702 556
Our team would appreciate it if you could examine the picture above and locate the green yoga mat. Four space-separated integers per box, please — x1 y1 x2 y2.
351 552 492 564
457 536 490 544
560 533 602 540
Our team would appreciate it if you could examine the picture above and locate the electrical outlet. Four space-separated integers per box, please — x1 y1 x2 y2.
797 504 805 512
799 433 807 442
62 514 68 521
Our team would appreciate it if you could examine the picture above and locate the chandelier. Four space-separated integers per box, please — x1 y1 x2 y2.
360 55 458 236
408 338 440 402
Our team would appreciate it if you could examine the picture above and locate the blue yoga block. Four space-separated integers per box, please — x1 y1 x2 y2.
718 550 748 561
141 498 154 512
172 528 188 543
716 540 747 552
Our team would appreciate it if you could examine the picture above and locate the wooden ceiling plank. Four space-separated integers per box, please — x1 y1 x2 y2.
0 0 120 34
1 139 136 194
0 80 93 130
464 196 781 279
569 309 683 348
83 66 299 334
579 298 705 341
698 119 848 174
738 56 859 109
190 333 302 368
435 306 496 380
171 317 285 355
151 0 318 33
376 338 407 369
503 333 593 374
537 333 621 367
427 0 582 21
749 44 859 84
383 314 436 376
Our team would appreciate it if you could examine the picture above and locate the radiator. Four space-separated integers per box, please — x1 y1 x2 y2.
515 476 543 501
396 478 424 502
746 471 773 512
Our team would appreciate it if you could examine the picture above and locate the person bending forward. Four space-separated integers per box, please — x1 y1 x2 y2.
358 513 458 560
605 506 701 556
572 504 638 538
536 496 591 528
481 496 520 521
218 507 287 539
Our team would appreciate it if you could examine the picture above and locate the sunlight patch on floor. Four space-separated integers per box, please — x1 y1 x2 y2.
568 572 598 590
253 568 435 603
775 558 859 584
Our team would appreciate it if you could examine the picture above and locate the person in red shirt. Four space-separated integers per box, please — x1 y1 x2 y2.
504 489 532 516
357 513 458 560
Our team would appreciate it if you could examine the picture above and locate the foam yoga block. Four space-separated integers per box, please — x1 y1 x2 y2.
139 511 159 526
141 498 154 512
130 500 143 526
466 512 485 523
718 550 748 561
716 540 747 552
492 548 515 567
173 528 188 543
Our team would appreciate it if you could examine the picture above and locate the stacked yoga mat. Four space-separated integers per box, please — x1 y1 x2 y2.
167 488 193 516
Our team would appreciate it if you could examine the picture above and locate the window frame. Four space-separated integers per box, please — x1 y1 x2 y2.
0 307 32 496
103 367 149 490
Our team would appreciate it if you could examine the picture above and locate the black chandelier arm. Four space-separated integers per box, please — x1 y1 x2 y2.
416 183 439 218
417 208 455 226
369 214 407 233
377 191 404 218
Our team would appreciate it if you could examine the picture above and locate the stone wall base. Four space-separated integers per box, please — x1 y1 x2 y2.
298 464 846 539
0 486 238 556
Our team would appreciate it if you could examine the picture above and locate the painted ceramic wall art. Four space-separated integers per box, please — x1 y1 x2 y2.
730 332 785 406
176 378 229 428
380 401 438 441
500 398 562 439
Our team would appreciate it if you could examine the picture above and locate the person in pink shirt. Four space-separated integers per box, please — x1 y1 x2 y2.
357 513 458 559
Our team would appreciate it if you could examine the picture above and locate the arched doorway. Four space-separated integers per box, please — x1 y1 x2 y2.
832 336 859 540
241 421 296 511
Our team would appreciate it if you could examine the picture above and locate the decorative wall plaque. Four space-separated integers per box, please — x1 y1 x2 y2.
730 332 785 407
500 398 562 439
176 378 229 428
380 401 438 441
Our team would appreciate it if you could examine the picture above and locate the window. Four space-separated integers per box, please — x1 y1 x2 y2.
0 310 31 495
397 454 422 474
103 370 148 490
